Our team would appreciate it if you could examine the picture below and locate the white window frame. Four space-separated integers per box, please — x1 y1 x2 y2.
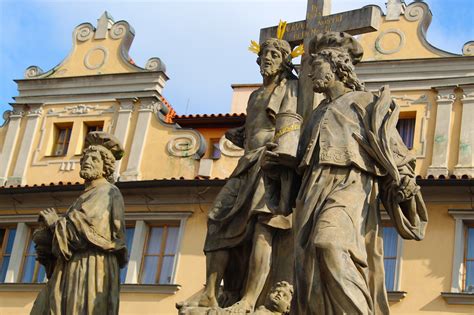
123 212 191 285
381 211 404 292
448 209 474 293
0 215 37 283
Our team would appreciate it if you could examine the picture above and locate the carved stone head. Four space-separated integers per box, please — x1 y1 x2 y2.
308 32 365 92
80 145 116 182
257 38 294 78
264 281 294 314
80 132 124 183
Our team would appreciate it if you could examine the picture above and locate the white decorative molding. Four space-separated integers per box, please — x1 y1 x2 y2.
5 223 29 283
7 107 43 186
59 161 76 172
385 0 405 21
403 1 457 57
463 41 474 56
113 99 134 179
145 57 166 73
454 88 474 178
0 112 23 185
109 21 129 40
65 104 97 114
198 158 213 178
219 136 244 157
75 23 94 42
375 29 406 55
120 99 155 181
24 66 44 79
166 130 205 158
411 94 433 158
84 46 109 70
125 220 147 284
427 90 456 177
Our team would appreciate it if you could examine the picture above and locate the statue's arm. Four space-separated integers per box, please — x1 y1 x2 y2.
225 126 245 149
379 133 428 241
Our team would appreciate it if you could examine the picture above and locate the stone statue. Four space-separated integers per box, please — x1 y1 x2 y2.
252 281 293 315
30 132 127 315
265 31 428 314
180 37 299 314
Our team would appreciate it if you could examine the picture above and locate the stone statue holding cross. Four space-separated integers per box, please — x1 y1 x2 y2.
263 31 428 314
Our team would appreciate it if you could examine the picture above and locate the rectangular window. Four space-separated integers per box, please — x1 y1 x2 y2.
383 226 399 291
464 225 474 292
140 224 180 284
20 229 47 283
53 123 73 156
396 118 415 150
0 227 16 282
120 226 135 284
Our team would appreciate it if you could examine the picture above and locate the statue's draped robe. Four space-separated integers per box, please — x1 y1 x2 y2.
31 179 127 315
293 90 427 315
204 77 298 306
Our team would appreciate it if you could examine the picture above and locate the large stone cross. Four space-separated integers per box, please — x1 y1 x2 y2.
259 0 382 118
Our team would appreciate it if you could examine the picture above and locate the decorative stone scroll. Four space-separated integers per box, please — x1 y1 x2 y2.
24 66 44 79
109 21 130 40
166 131 206 158
75 23 94 42
145 57 167 73
219 136 244 157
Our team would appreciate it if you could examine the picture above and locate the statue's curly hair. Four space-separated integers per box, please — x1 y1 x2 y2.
257 38 296 78
316 48 365 91
81 145 116 183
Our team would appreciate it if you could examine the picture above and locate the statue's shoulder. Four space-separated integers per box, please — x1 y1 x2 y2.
347 90 378 110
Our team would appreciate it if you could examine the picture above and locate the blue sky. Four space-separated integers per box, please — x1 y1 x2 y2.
0 0 473 120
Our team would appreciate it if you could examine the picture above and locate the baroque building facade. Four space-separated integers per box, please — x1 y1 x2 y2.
0 1 473 314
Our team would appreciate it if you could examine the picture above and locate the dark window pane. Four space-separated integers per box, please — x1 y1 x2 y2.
0 229 5 247
384 258 396 291
466 261 474 291
383 227 398 257
159 256 175 284
0 256 10 282
146 227 163 255
21 256 36 283
120 227 135 284
142 256 159 284
212 142 221 159
165 227 179 255
396 118 415 149
125 228 135 251
467 227 474 259
5 229 16 254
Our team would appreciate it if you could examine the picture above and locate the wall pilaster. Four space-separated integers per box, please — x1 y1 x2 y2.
427 89 455 177
453 87 474 178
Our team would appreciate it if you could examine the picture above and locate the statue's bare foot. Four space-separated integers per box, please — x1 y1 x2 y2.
198 293 219 308
225 300 254 313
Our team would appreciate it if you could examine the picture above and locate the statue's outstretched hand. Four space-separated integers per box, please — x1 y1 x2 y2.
39 208 59 229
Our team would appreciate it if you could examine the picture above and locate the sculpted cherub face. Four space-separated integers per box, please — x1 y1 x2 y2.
266 283 293 313
80 149 104 181
259 46 284 77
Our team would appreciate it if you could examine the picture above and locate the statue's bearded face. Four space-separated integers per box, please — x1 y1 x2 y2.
259 46 284 77
80 150 104 181
266 286 292 313
309 55 335 93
